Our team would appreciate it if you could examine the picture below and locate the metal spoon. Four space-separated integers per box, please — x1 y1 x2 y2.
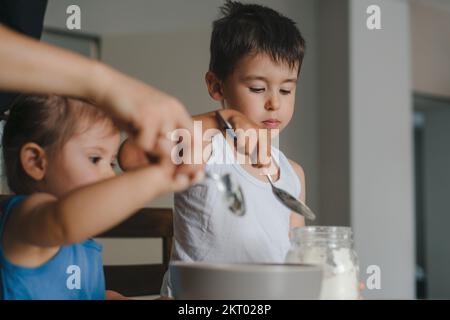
118 138 245 216
215 111 316 221
205 171 246 216
265 172 316 221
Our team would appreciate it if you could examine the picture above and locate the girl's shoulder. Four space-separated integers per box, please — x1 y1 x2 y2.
0 195 27 229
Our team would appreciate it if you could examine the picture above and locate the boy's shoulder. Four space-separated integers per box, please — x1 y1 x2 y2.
287 158 305 201
287 158 305 182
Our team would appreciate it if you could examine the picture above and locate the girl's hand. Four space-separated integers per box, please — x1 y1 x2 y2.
155 157 204 194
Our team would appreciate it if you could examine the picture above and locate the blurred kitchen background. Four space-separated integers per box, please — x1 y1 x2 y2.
5 0 448 299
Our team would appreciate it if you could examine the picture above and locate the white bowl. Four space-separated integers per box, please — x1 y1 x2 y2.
170 261 323 300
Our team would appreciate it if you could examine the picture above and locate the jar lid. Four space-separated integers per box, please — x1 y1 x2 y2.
291 226 353 246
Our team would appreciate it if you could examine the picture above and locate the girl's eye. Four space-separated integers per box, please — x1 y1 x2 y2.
89 156 101 164
280 89 292 95
249 87 265 93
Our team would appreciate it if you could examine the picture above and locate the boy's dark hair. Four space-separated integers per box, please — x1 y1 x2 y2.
209 0 306 80
2 95 118 195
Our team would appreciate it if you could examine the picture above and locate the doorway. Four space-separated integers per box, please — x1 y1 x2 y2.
414 93 450 299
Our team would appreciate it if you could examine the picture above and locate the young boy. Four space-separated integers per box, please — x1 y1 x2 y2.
165 1 307 296
117 0 307 297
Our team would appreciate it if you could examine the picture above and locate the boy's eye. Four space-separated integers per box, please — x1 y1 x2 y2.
280 89 292 95
249 87 265 93
89 156 101 164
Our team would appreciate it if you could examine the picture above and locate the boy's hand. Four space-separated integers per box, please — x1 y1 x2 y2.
223 110 272 168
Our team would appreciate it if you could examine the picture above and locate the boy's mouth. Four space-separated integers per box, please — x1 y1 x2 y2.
262 119 281 129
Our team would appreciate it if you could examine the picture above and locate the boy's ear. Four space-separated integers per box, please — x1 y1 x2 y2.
205 71 224 101
20 143 48 181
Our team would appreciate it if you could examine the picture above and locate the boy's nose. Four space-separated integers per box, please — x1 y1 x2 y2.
265 94 281 111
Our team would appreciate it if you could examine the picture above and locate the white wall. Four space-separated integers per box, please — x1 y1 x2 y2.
45 0 224 35
350 0 414 299
317 0 415 299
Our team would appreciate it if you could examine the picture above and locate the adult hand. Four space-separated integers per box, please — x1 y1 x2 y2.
91 65 194 155
118 136 204 192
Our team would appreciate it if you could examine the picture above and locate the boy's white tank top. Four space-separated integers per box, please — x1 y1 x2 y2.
161 134 301 296
161 133 301 295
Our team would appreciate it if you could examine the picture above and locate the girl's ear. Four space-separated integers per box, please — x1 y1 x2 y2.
205 71 225 101
20 143 48 181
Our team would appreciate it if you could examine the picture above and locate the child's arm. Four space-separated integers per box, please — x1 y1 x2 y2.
288 160 306 233
3 162 195 266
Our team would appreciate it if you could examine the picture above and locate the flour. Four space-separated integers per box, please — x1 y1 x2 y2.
286 246 359 299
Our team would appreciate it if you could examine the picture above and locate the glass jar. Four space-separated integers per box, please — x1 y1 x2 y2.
285 226 360 300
